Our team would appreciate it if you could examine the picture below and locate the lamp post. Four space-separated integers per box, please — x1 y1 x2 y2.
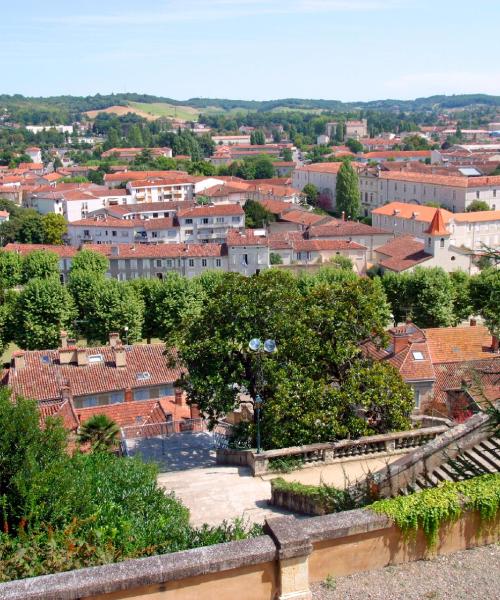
124 326 129 345
248 337 277 454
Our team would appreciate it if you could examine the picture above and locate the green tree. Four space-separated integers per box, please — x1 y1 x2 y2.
21 250 60 283
17 211 44 244
77 415 120 452
270 252 283 265
171 270 402 448
42 213 67 245
335 160 360 219
302 183 319 207
345 138 363 153
281 148 293 162
253 155 275 179
244 200 276 228
0 250 22 291
70 248 109 276
450 270 472 323
329 255 353 271
469 268 500 336
465 200 490 212
127 124 144 147
250 130 265 145
13 277 76 349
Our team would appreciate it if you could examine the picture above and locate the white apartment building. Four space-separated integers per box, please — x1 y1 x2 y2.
372 202 500 252
67 216 181 247
27 187 132 221
177 204 245 243
127 177 196 203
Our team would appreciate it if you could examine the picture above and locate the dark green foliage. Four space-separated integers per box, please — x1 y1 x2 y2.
69 248 109 275
381 267 456 327
270 252 283 265
271 478 359 514
12 278 76 349
244 200 276 228
77 415 120 452
345 138 363 153
466 200 491 212
335 160 360 219
0 390 261 582
21 250 60 283
468 268 500 336
0 250 22 291
41 213 67 245
172 269 411 449
250 130 265 145
302 183 319 207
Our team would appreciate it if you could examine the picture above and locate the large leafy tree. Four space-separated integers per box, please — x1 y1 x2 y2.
335 160 360 219
302 183 319 207
21 250 60 283
170 269 409 448
244 200 276 228
12 277 76 349
469 268 500 336
69 248 109 276
381 267 456 328
0 250 22 291
41 213 67 245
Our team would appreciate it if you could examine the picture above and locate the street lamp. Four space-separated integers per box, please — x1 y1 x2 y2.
248 337 277 454
124 326 129 345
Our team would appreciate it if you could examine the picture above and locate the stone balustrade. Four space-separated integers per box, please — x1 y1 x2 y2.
217 426 449 476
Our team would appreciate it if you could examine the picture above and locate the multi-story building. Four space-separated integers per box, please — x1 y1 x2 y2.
2 333 196 431
101 147 172 161
177 204 245 243
226 229 270 276
362 322 499 416
127 176 196 203
372 202 500 252
359 169 500 213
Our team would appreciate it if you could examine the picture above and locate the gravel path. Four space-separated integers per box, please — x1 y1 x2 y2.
312 545 500 600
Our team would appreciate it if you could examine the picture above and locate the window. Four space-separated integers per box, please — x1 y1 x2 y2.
112 230 117 237
216 258 222 267
133 388 149 401
156 259 162 267
188 259 195 267
83 229 90 237
152 232 158 238
242 253 248 266
232 216 240 223
185 229 193 235
414 389 420 408
166 259 173 267
185 218 193 225
202 258 207 267
153 212 158 217
412 351 424 361
216 217 224 223
110 392 124 404
136 371 151 381
476 191 480 199
130 259 137 269
202 218 209 224
88 354 104 364
440 238 445 248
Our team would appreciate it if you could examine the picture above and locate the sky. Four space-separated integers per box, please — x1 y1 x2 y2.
1 0 499 101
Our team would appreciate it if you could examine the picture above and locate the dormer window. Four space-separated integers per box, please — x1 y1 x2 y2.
412 351 424 361
88 354 104 364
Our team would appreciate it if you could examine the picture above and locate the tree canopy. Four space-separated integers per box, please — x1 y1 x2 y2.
335 160 360 219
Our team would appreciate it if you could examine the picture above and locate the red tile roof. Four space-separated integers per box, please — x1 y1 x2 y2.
86 243 225 259
70 216 137 228
425 326 496 363
375 235 432 272
292 239 366 252
379 170 500 188
307 221 391 237
372 202 454 223
226 229 269 246
104 170 187 183
5 343 184 402
129 175 196 188
3 243 78 258
425 209 450 235
280 210 332 226
296 162 343 174
364 150 431 159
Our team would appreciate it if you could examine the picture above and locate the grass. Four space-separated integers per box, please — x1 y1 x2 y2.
128 101 200 121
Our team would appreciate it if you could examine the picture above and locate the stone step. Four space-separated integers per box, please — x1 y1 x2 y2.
432 466 453 483
462 449 499 473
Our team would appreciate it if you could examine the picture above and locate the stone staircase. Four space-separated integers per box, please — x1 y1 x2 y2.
369 410 500 499
400 435 500 495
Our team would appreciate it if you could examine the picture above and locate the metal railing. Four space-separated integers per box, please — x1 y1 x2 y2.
121 418 206 440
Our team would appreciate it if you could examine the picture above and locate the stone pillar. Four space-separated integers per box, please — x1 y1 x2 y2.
265 516 312 600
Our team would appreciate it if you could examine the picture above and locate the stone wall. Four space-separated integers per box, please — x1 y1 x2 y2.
1 508 497 600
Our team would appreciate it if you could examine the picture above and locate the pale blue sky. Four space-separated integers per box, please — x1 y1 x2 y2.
1 0 499 101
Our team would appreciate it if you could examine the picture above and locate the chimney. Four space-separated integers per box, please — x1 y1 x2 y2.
109 332 120 348
174 388 184 406
492 335 499 353
59 346 77 365
12 351 25 370
391 327 411 355
341 211 346 221
60 330 68 348
113 344 127 368
77 348 88 367
470 318 477 327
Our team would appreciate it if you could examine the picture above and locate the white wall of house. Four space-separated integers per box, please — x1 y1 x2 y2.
178 213 244 243
227 244 269 275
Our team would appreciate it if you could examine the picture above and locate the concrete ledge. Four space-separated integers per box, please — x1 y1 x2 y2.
301 508 391 543
0 536 277 600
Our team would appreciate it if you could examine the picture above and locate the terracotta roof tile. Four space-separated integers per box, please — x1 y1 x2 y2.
375 235 432 272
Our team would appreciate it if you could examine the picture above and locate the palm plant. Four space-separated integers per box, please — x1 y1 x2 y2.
78 414 120 452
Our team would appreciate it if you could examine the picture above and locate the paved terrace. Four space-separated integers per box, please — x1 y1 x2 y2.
127 432 400 526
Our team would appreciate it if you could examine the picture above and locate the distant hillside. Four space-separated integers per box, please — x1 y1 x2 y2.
2 93 500 125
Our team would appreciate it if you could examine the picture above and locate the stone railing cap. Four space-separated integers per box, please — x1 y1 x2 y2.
265 516 313 560
0 536 277 600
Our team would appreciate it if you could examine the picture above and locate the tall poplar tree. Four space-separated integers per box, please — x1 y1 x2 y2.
335 160 361 219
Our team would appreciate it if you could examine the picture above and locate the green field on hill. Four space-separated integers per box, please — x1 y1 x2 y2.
128 101 201 121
